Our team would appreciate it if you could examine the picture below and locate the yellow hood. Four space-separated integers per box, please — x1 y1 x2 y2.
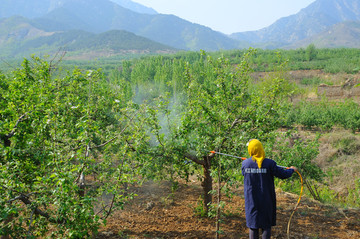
248 139 265 168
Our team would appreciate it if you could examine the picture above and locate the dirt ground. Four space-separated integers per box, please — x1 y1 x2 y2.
96 179 360 239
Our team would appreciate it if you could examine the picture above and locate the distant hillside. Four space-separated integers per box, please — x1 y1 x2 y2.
230 0 360 48
134 14 243 51
20 29 176 52
0 16 54 44
0 16 177 59
287 21 360 48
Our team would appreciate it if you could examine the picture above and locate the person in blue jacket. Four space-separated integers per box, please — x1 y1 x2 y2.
242 139 297 239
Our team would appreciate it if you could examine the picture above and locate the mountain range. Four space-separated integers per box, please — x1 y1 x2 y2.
230 0 360 45
1 0 360 59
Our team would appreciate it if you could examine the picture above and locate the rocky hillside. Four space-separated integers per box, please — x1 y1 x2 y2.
231 0 360 48
288 21 360 48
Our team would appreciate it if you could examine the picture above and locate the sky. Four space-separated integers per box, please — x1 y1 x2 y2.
132 0 316 34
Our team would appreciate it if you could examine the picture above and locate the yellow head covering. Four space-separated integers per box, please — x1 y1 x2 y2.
247 139 265 168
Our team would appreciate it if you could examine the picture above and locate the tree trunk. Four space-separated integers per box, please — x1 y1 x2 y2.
201 157 212 213
78 172 85 207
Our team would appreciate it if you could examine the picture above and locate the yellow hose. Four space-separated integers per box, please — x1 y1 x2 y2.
287 170 303 239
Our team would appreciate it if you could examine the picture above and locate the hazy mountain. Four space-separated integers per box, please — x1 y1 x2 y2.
36 0 241 50
109 0 157 14
0 0 70 19
286 21 360 48
0 0 157 18
230 0 360 46
132 14 242 51
0 0 242 51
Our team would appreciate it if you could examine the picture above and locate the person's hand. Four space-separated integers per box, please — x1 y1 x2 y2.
289 166 298 171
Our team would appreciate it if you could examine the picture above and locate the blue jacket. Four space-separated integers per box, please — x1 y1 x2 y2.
241 157 294 229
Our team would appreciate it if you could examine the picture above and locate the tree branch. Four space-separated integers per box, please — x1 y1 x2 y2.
215 117 244 151
8 194 65 224
90 112 137 149
1 112 29 147
184 153 205 165
48 49 67 75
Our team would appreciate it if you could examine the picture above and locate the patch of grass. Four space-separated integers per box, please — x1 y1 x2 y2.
346 179 360 208
192 197 208 217
300 77 334 86
326 167 342 183
300 77 322 86
334 136 360 155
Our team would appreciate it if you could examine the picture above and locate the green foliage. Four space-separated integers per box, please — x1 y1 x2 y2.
306 44 317 61
270 134 323 181
193 197 208 217
0 56 144 238
346 179 360 207
284 99 360 132
5 48 360 78
217 48 360 73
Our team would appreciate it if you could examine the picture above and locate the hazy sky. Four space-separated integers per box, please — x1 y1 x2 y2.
132 0 316 34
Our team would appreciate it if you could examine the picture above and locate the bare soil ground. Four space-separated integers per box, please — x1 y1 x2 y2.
96 179 360 239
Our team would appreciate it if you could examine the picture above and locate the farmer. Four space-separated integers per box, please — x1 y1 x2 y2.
242 139 297 239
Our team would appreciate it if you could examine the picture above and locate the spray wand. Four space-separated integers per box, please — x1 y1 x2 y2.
209 150 247 160
209 150 303 238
